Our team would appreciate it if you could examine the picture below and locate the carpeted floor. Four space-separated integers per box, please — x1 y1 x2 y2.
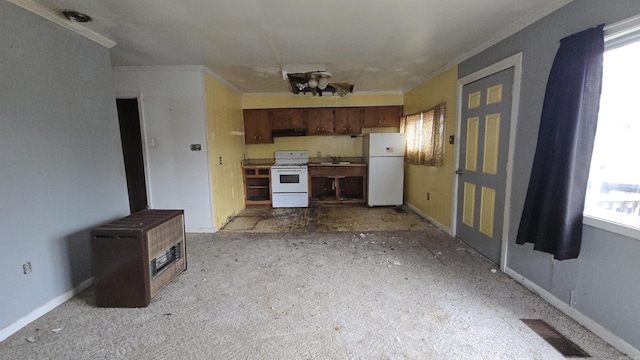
0 210 629 359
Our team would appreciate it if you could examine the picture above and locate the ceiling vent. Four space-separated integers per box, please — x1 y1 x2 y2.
286 71 354 97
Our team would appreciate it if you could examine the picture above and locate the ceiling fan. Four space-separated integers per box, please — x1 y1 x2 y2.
286 71 354 97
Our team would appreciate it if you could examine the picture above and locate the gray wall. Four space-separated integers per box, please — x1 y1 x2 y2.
459 0 640 350
0 2 129 332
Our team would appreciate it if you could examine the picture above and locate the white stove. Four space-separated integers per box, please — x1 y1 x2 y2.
271 151 309 208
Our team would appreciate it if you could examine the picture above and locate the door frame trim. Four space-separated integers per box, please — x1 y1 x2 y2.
451 52 523 270
115 92 152 209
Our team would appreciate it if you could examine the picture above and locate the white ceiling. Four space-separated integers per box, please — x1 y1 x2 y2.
29 0 573 94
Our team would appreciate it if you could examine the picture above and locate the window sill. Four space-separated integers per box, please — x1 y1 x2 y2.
583 214 640 241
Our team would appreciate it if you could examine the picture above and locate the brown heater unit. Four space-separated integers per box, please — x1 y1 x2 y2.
91 209 187 307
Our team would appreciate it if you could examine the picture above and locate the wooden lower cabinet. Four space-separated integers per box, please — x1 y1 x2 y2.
242 166 271 206
309 165 366 204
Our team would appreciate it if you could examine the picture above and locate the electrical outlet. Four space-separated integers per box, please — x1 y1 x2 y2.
23 261 32 274
317 151 321 157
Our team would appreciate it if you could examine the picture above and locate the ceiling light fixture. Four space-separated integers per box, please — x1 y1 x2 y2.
286 71 353 96
62 10 92 23
306 71 330 89
317 77 329 90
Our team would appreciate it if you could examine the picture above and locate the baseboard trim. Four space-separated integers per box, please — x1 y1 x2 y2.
405 203 451 234
186 227 218 233
0 277 94 342
504 267 640 359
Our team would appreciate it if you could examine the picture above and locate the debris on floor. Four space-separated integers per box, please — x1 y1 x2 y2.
381 257 401 267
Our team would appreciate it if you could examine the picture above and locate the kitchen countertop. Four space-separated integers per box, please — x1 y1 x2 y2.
242 157 366 167
241 159 273 168
308 162 366 167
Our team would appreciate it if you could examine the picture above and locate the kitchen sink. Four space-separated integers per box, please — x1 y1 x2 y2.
318 161 351 165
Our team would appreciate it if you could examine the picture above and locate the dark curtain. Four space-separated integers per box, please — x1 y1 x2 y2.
516 25 605 260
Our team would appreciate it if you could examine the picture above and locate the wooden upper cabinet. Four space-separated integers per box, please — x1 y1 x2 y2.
334 107 363 135
269 108 306 129
363 105 403 127
243 109 272 144
306 108 334 135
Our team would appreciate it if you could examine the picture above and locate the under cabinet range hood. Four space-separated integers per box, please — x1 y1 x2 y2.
272 128 306 137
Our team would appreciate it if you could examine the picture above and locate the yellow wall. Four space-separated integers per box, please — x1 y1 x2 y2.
204 73 245 229
402 66 458 229
242 93 403 159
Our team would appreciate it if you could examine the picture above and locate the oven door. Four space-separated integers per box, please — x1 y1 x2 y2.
271 166 309 193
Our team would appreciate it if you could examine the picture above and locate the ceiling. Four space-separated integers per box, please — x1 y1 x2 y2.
28 0 572 94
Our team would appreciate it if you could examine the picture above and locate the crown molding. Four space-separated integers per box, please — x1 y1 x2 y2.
6 0 116 49
114 65 207 73
242 90 403 97
202 66 242 95
403 0 574 93
113 65 242 95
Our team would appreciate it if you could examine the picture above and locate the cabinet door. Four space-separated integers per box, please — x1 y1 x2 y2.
334 107 362 134
378 105 403 127
307 108 334 135
363 106 402 127
269 108 306 129
243 109 272 144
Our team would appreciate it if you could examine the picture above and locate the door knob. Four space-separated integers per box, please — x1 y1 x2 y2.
455 169 463 175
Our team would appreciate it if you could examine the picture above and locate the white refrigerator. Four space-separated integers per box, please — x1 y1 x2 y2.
363 133 405 206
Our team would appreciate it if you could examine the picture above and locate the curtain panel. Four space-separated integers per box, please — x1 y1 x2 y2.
402 103 446 166
516 25 605 260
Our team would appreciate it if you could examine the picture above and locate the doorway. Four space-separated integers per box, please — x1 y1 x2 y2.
116 98 148 213
453 53 522 268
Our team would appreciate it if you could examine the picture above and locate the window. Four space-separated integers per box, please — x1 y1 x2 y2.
584 21 640 232
401 103 446 166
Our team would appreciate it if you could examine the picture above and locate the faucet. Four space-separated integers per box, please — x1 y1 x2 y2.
329 155 340 164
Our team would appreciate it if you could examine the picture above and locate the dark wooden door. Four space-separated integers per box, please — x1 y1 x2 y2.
269 108 306 129
243 109 272 144
116 98 148 213
334 107 363 134
363 106 402 127
307 108 334 135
